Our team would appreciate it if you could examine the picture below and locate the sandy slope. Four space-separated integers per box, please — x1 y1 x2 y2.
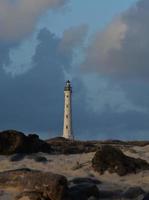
0 145 149 199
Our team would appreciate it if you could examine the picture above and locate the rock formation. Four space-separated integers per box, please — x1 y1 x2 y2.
0 168 69 200
0 168 101 200
47 137 97 154
92 145 149 176
0 130 51 155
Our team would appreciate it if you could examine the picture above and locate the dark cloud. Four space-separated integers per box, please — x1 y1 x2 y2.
0 26 89 138
0 29 64 134
119 80 149 111
78 0 149 140
73 101 149 140
0 42 18 70
83 0 149 80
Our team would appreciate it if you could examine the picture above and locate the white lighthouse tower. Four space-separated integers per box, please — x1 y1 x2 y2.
63 80 74 140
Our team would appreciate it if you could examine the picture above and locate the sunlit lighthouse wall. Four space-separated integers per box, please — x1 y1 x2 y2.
63 80 74 140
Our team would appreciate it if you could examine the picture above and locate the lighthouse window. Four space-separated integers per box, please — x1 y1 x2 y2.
66 95 69 98
66 105 69 108
66 115 68 118
66 125 68 129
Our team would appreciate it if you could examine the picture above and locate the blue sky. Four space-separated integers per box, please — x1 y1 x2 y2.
0 0 149 140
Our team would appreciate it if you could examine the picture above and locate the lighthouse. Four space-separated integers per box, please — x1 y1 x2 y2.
63 80 74 140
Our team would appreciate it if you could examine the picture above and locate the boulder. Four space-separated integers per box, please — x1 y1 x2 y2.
69 183 100 200
0 130 51 155
122 187 145 198
69 177 101 185
33 156 48 163
143 193 149 200
87 197 98 200
27 154 48 163
0 168 69 200
10 154 26 162
92 145 149 176
98 190 122 199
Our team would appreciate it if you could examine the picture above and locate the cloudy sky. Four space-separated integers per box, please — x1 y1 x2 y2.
0 0 149 140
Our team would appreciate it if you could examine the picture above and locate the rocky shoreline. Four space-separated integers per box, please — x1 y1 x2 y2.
0 130 149 199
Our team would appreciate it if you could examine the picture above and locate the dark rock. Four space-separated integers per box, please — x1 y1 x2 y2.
87 197 98 200
143 193 149 200
0 130 51 155
92 145 149 176
10 154 26 162
27 154 48 163
99 190 122 199
69 177 101 185
0 168 68 200
123 186 145 198
46 137 149 154
34 156 48 163
47 137 97 154
69 183 100 200
28 134 39 140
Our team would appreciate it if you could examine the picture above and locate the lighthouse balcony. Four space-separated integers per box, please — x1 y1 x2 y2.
64 86 72 91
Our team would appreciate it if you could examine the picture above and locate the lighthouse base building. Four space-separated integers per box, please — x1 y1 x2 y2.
63 80 74 140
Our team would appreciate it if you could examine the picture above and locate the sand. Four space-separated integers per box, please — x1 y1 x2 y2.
0 145 149 199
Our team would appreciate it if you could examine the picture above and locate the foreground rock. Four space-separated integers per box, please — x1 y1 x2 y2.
92 145 149 176
0 168 69 200
143 193 149 200
122 186 145 199
0 169 101 200
69 177 101 185
10 154 26 162
0 130 51 155
69 183 99 200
